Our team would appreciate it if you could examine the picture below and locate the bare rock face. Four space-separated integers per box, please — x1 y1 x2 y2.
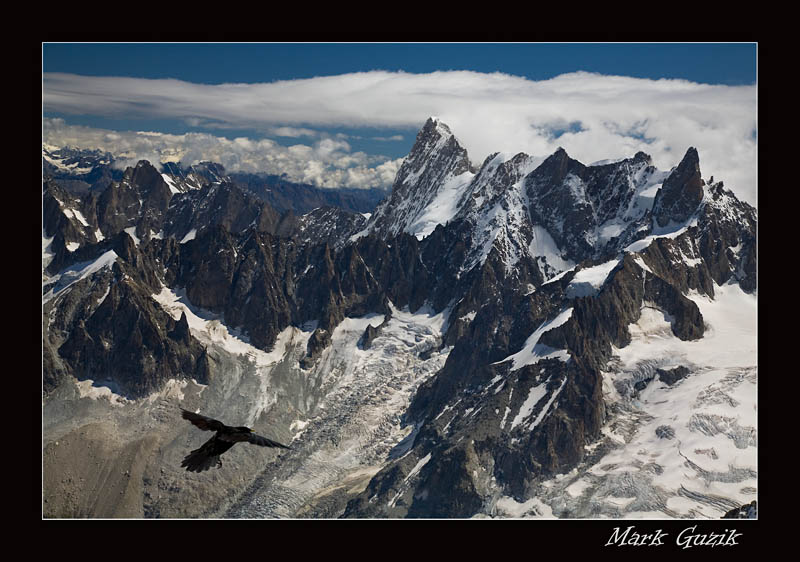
359 316 388 350
161 180 284 242
652 147 705 228
56 263 210 398
525 149 658 264
301 328 331 369
525 148 596 261
405 442 485 518
286 206 368 250
697 181 758 292
657 365 691 386
643 273 705 341
96 161 173 238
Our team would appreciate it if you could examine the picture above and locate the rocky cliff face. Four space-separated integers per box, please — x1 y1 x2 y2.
652 147 705 228
42 118 757 519
43 230 211 398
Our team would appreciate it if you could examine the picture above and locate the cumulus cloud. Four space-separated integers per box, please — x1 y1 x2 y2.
42 118 402 190
43 70 757 204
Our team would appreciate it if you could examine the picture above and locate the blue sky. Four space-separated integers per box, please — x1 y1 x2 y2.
42 42 757 85
42 42 758 203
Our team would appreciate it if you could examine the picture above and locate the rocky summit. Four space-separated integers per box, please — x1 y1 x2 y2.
42 118 757 519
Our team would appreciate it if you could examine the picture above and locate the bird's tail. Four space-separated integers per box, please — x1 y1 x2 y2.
181 447 221 473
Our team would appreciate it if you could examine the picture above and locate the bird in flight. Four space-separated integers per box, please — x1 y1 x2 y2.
180 408 291 472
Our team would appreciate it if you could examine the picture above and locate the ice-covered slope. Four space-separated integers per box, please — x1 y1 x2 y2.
484 280 756 519
224 303 452 518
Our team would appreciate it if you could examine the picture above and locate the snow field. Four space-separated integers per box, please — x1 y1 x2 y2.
565 258 621 298
488 280 756 519
407 171 474 240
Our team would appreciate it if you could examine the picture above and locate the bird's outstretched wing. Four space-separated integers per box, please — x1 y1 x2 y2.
181 436 234 472
246 432 291 449
181 408 228 432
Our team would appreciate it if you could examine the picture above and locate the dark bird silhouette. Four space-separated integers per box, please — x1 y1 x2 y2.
180 408 290 472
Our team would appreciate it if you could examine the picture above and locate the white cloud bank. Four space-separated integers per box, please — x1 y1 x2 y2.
43 71 757 204
42 118 403 190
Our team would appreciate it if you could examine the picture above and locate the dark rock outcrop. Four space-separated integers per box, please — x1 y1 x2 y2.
96 160 173 238
524 149 659 264
161 180 284 242
301 328 331 369
652 147 705 228
359 321 384 350
657 365 691 386
524 148 595 261
722 500 757 519
696 181 758 292
51 261 210 399
283 206 368 250
405 443 485 518
655 425 676 439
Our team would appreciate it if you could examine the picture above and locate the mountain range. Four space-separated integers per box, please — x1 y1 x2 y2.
42 117 757 519
43 144 386 215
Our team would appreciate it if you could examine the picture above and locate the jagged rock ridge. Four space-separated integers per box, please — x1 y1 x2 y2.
42 118 757 519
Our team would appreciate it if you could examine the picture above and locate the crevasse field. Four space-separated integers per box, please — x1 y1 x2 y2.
488 280 757 518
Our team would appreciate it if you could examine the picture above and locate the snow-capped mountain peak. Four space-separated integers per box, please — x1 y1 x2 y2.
357 117 474 240
355 120 724 289
357 120 699 285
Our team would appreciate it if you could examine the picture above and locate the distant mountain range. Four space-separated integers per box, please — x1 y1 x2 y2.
42 118 757 519
43 145 387 215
